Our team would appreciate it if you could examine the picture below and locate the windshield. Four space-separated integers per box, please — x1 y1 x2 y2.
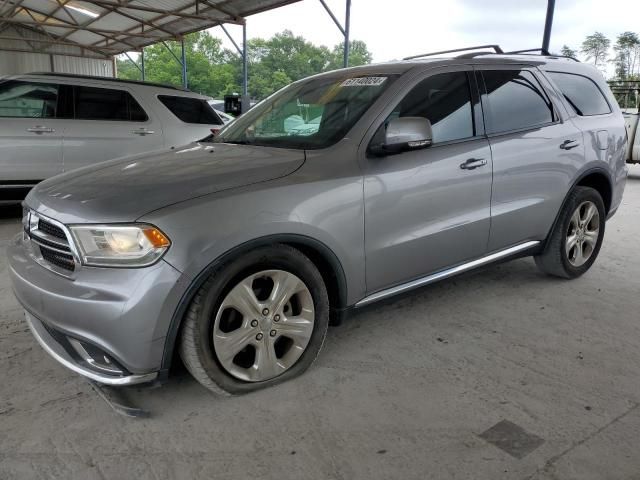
213 74 397 149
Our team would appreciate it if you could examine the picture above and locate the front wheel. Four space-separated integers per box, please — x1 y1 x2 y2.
179 244 329 395
535 186 605 279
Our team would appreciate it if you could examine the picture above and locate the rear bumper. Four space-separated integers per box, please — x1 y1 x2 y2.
24 310 158 386
608 164 628 220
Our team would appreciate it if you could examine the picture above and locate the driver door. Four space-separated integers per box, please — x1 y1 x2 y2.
363 68 493 293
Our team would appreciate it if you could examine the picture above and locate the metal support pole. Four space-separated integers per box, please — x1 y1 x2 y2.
242 22 249 113
318 0 345 35
242 23 248 97
318 0 351 68
140 48 145 81
343 0 351 67
180 37 187 88
124 51 143 76
220 24 243 55
541 0 555 55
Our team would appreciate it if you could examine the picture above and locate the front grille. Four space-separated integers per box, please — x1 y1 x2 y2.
26 212 76 273
40 247 75 271
38 218 66 239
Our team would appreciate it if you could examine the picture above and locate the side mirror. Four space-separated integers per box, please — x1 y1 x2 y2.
370 117 433 156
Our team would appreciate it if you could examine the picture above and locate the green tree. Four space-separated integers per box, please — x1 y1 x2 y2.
612 31 640 79
560 45 577 58
116 57 141 81
116 32 237 96
328 39 373 70
581 32 610 68
116 29 374 100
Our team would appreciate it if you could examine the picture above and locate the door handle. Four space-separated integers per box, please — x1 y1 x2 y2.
460 158 487 170
560 139 580 150
131 128 155 136
26 126 54 134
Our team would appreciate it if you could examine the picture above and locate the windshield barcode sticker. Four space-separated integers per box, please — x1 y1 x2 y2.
340 77 387 87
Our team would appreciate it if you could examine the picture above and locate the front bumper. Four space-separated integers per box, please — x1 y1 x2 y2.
8 233 185 383
24 311 157 386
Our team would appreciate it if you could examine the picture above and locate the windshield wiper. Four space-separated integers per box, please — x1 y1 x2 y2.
217 139 254 145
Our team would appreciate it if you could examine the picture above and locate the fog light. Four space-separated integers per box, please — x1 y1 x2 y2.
68 338 123 375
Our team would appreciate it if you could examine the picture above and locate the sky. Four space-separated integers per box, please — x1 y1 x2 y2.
207 0 640 75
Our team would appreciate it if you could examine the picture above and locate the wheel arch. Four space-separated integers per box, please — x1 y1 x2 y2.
542 167 613 250
575 170 612 214
159 234 348 375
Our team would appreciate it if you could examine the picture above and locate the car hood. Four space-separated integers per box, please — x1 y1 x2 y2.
27 142 305 223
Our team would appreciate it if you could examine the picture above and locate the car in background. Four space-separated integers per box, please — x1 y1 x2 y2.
214 108 235 124
0 73 224 203
208 99 234 123
623 111 639 163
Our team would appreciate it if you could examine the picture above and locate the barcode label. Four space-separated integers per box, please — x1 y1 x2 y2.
340 77 387 87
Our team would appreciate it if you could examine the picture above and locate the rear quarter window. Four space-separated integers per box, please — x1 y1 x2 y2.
547 71 611 116
158 95 222 125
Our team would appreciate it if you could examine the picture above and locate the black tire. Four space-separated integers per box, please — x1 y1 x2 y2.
178 244 329 395
535 186 606 279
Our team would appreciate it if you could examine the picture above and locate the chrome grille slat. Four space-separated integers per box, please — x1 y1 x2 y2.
29 231 71 251
32 239 73 256
25 211 77 274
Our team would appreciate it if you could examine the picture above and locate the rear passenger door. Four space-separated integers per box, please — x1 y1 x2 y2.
477 67 584 251
60 84 164 172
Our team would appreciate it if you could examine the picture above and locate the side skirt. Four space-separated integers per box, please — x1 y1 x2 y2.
355 241 541 308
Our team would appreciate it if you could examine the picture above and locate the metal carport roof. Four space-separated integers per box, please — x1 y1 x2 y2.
0 1 303 59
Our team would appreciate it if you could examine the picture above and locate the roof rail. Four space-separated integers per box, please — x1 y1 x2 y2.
404 45 503 60
507 48 551 55
26 72 190 91
505 48 580 62
455 48 580 62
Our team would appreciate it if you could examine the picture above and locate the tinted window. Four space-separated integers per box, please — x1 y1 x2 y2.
158 95 222 125
74 86 148 121
483 70 555 134
0 80 58 118
389 72 475 143
547 72 611 116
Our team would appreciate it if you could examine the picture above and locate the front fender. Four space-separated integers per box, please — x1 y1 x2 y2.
140 174 366 373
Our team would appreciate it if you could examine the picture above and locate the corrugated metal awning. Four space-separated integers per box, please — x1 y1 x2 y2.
0 0 302 59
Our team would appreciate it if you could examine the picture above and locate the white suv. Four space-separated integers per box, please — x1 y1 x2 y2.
0 73 224 203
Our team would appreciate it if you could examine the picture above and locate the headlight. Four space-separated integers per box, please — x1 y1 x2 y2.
69 224 170 267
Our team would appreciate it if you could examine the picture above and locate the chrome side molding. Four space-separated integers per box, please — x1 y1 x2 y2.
355 241 541 307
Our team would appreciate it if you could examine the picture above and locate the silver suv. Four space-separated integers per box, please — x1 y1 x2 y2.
0 73 223 203
8 51 627 395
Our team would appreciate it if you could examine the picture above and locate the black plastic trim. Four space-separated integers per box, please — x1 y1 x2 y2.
541 167 614 251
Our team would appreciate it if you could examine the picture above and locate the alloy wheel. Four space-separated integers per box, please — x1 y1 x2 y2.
565 200 600 267
212 270 315 382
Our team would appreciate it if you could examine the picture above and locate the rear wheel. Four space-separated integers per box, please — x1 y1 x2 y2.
179 244 329 395
535 186 605 279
